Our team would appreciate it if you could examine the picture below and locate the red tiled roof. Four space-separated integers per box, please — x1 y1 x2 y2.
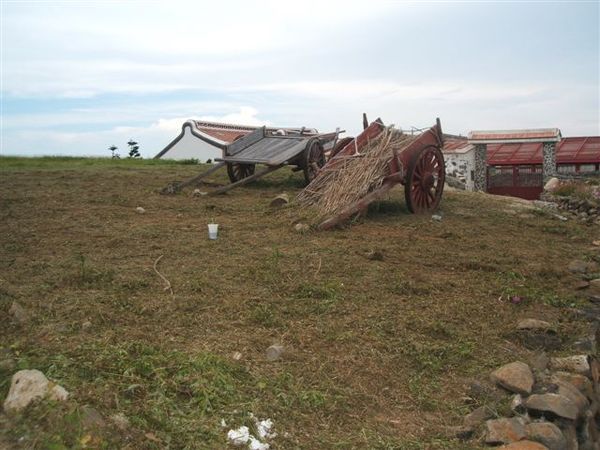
443 139 472 153
469 128 561 143
487 136 600 165
556 136 600 164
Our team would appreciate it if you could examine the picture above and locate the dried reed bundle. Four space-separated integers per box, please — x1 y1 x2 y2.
297 127 416 219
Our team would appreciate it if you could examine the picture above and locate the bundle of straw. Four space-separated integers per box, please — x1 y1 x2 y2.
297 127 416 219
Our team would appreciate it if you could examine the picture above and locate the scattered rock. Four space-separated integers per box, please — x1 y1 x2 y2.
485 417 527 445
135 206 146 214
510 394 526 414
555 380 589 416
498 440 550 449
3 369 68 412
551 371 593 399
81 320 92 331
544 177 560 193
192 189 208 197
574 280 591 290
464 405 493 428
110 413 130 431
450 425 475 440
431 214 443 221
529 353 550 373
549 355 590 375
266 344 285 361
525 422 567 450
9 301 28 325
568 260 596 274
573 335 596 353
517 319 554 332
294 223 309 233
490 361 535 395
270 194 289 208
524 393 578 420
232 351 243 361
366 250 384 261
81 405 106 429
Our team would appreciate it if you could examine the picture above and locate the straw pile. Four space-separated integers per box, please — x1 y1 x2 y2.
297 127 417 219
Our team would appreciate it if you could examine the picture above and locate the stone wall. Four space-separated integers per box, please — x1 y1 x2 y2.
474 144 487 192
542 143 557 180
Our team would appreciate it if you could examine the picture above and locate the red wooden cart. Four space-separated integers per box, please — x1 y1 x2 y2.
313 118 446 230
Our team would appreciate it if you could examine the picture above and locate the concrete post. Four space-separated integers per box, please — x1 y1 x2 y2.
542 142 557 180
474 144 487 191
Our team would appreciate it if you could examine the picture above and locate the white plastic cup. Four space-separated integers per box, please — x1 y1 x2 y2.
207 223 219 240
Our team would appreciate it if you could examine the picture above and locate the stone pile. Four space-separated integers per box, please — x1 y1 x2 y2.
542 177 600 224
458 355 599 449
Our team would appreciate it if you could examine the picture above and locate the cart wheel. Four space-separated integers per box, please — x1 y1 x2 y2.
404 145 445 213
227 163 255 183
303 141 326 184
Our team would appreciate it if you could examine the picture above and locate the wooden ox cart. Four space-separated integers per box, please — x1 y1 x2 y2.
161 127 340 195
302 118 446 230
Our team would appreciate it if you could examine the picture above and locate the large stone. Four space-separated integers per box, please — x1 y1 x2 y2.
526 422 567 450
525 393 578 420
555 380 589 416
490 361 534 395
544 177 560 193
549 355 590 375
464 405 493 428
3 369 68 412
517 319 554 332
485 417 527 445
499 440 550 449
551 371 593 399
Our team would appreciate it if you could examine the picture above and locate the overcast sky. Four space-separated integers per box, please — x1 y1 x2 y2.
1 0 598 158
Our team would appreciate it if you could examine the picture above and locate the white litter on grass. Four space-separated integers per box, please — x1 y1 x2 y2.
248 437 270 450
227 426 250 446
255 418 275 439
226 417 275 449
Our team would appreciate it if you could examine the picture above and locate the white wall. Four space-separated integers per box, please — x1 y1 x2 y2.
445 150 476 190
160 126 223 161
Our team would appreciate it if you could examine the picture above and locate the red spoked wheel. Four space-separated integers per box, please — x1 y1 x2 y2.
404 145 445 213
303 140 326 184
227 163 255 183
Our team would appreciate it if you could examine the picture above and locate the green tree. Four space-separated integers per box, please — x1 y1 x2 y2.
127 140 141 158
108 145 119 159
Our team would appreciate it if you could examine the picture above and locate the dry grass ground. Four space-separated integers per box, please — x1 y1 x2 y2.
0 157 597 449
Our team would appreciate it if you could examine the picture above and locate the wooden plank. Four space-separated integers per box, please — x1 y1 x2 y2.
225 127 265 156
160 162 225 194
208 164 284 196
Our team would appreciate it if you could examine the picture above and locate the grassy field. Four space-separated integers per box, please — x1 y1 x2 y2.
0 156 597 449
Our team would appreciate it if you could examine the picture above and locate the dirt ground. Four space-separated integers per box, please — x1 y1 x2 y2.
0 157 597 449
